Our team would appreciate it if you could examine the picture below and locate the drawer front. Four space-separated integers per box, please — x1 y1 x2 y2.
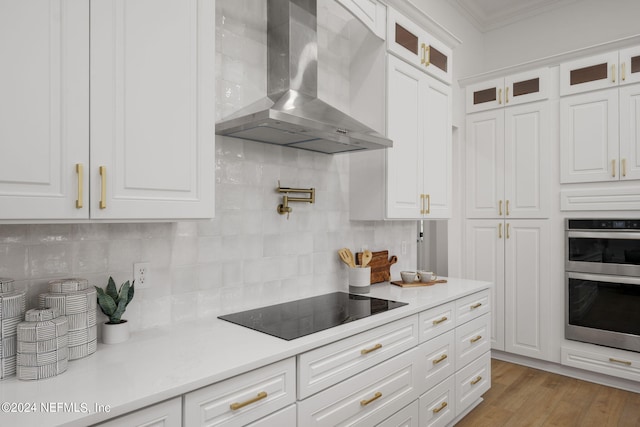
418 301 455 343
455 351 491 417
95 397 181 427
376 400 420 427
561 344 640 382
183 358 295 427
298 315 419 399
455 290 490 325
418 376 456 427
418 330 455 392
455 313 491 369
298 347 419 427
246 404 296 427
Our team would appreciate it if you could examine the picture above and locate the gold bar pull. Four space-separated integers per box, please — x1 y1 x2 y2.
433 402 448 414
470 335 482 343
425 194 431 214
432 316 448 325
506 200 510 216
498 88 502 104
75 163 83 209
361 343 382 355
433 354 448 365
612 64 616 83
471 302 482 310
622 158 627 177
230 391 268 410
506 223 511 239
360 392 382 406
609 357 632 366
622 62 627 81
99 166 107 209
505 86 509 103
424 45 431 67
612 159 616 178
471 376 482 385
420 43 426 64
498 223 503 239
498 200 503 216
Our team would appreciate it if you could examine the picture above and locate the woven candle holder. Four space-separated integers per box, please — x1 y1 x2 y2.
16 308 69 380
0 278 26 380
38 278 97 360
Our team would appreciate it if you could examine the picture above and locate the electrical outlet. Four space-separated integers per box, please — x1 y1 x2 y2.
401 241 407 255
133 262 150 288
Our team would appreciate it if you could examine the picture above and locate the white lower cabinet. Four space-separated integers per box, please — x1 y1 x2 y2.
183 358 296 426
298 347 420 426
455 314 491 369
94 397 181 427
561 341 640 382
418 376 456 427
419 330 455 388
455 352 491 417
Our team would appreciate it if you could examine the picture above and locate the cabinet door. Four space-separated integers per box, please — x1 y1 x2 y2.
504 102 550 218
0 0 89 220
466 78 503 114
422 76 452 219
386 55 423 219
619 84 640 180
94 397 181 427
464 220 505 351
465 110 505 218
619 46 640 86
90 0 215 220
387 8 424 70
504 220 550 361
560 51 619 96
337 0 386 40
560 89 619 183
422 34 452 85
504 68 550 107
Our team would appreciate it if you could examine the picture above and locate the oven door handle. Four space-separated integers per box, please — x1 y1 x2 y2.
568 271 640 286
568 231 640 240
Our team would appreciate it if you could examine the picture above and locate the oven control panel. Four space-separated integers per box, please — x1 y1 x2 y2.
568 219 640 230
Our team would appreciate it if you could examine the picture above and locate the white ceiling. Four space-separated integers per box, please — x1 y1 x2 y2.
451 0 581 32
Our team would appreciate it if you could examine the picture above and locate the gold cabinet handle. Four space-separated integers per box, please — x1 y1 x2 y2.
471 302 482 310
471 376 482 385
498 200 503 216
425 194 431 214
433 354 448 365
360 391 382 406
361 343 382 355
424 45 431 67
506 200 510 216
75 163 84 209
612 64 616 83
612 159 616 178
498 88 502 104
498 223 503 239
609 357 632 366
230 391 268 410
432 316 448 325
420 43 426 64
506 223 510 239
622 62 627 81
622 158 627 177
433 401 448 414
505 86 509 103
99 166 107 209
470 335 482 343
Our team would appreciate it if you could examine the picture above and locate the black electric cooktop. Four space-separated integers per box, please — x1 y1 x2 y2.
218 292 408 341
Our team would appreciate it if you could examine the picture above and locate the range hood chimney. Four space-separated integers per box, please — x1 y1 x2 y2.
215 0 392 154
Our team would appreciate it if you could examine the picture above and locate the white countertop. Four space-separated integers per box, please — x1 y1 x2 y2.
0 278 491 426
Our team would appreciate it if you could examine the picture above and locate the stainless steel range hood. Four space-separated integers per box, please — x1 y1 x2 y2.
215 0 392 154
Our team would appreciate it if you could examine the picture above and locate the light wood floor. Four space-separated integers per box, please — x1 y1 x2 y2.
456 359 640 427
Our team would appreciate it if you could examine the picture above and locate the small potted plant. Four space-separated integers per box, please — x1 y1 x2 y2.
95 277 135 344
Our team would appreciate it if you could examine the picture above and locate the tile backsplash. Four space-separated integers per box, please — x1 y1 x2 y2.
0 0 416 333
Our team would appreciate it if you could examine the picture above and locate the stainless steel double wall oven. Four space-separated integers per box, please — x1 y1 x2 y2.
566 219 640 352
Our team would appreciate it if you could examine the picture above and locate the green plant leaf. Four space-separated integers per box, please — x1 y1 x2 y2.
96 290 117 318
126 280 135 307
111 281 130 323
106 276 118 302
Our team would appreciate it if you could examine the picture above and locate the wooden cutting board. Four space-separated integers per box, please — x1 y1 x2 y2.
356 250 397 284
391 279 447 288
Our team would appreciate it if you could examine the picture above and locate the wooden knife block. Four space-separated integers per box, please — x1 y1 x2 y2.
356 250 397 284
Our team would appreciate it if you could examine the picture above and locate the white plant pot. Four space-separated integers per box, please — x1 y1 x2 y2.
101 320 130 344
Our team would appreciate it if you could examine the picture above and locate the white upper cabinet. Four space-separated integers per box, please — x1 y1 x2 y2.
466 102 550 219
466 68 550 113
0 0 89 220
560 46 640 96
0 0 215 222
387 7 452 84
336 0 386 40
